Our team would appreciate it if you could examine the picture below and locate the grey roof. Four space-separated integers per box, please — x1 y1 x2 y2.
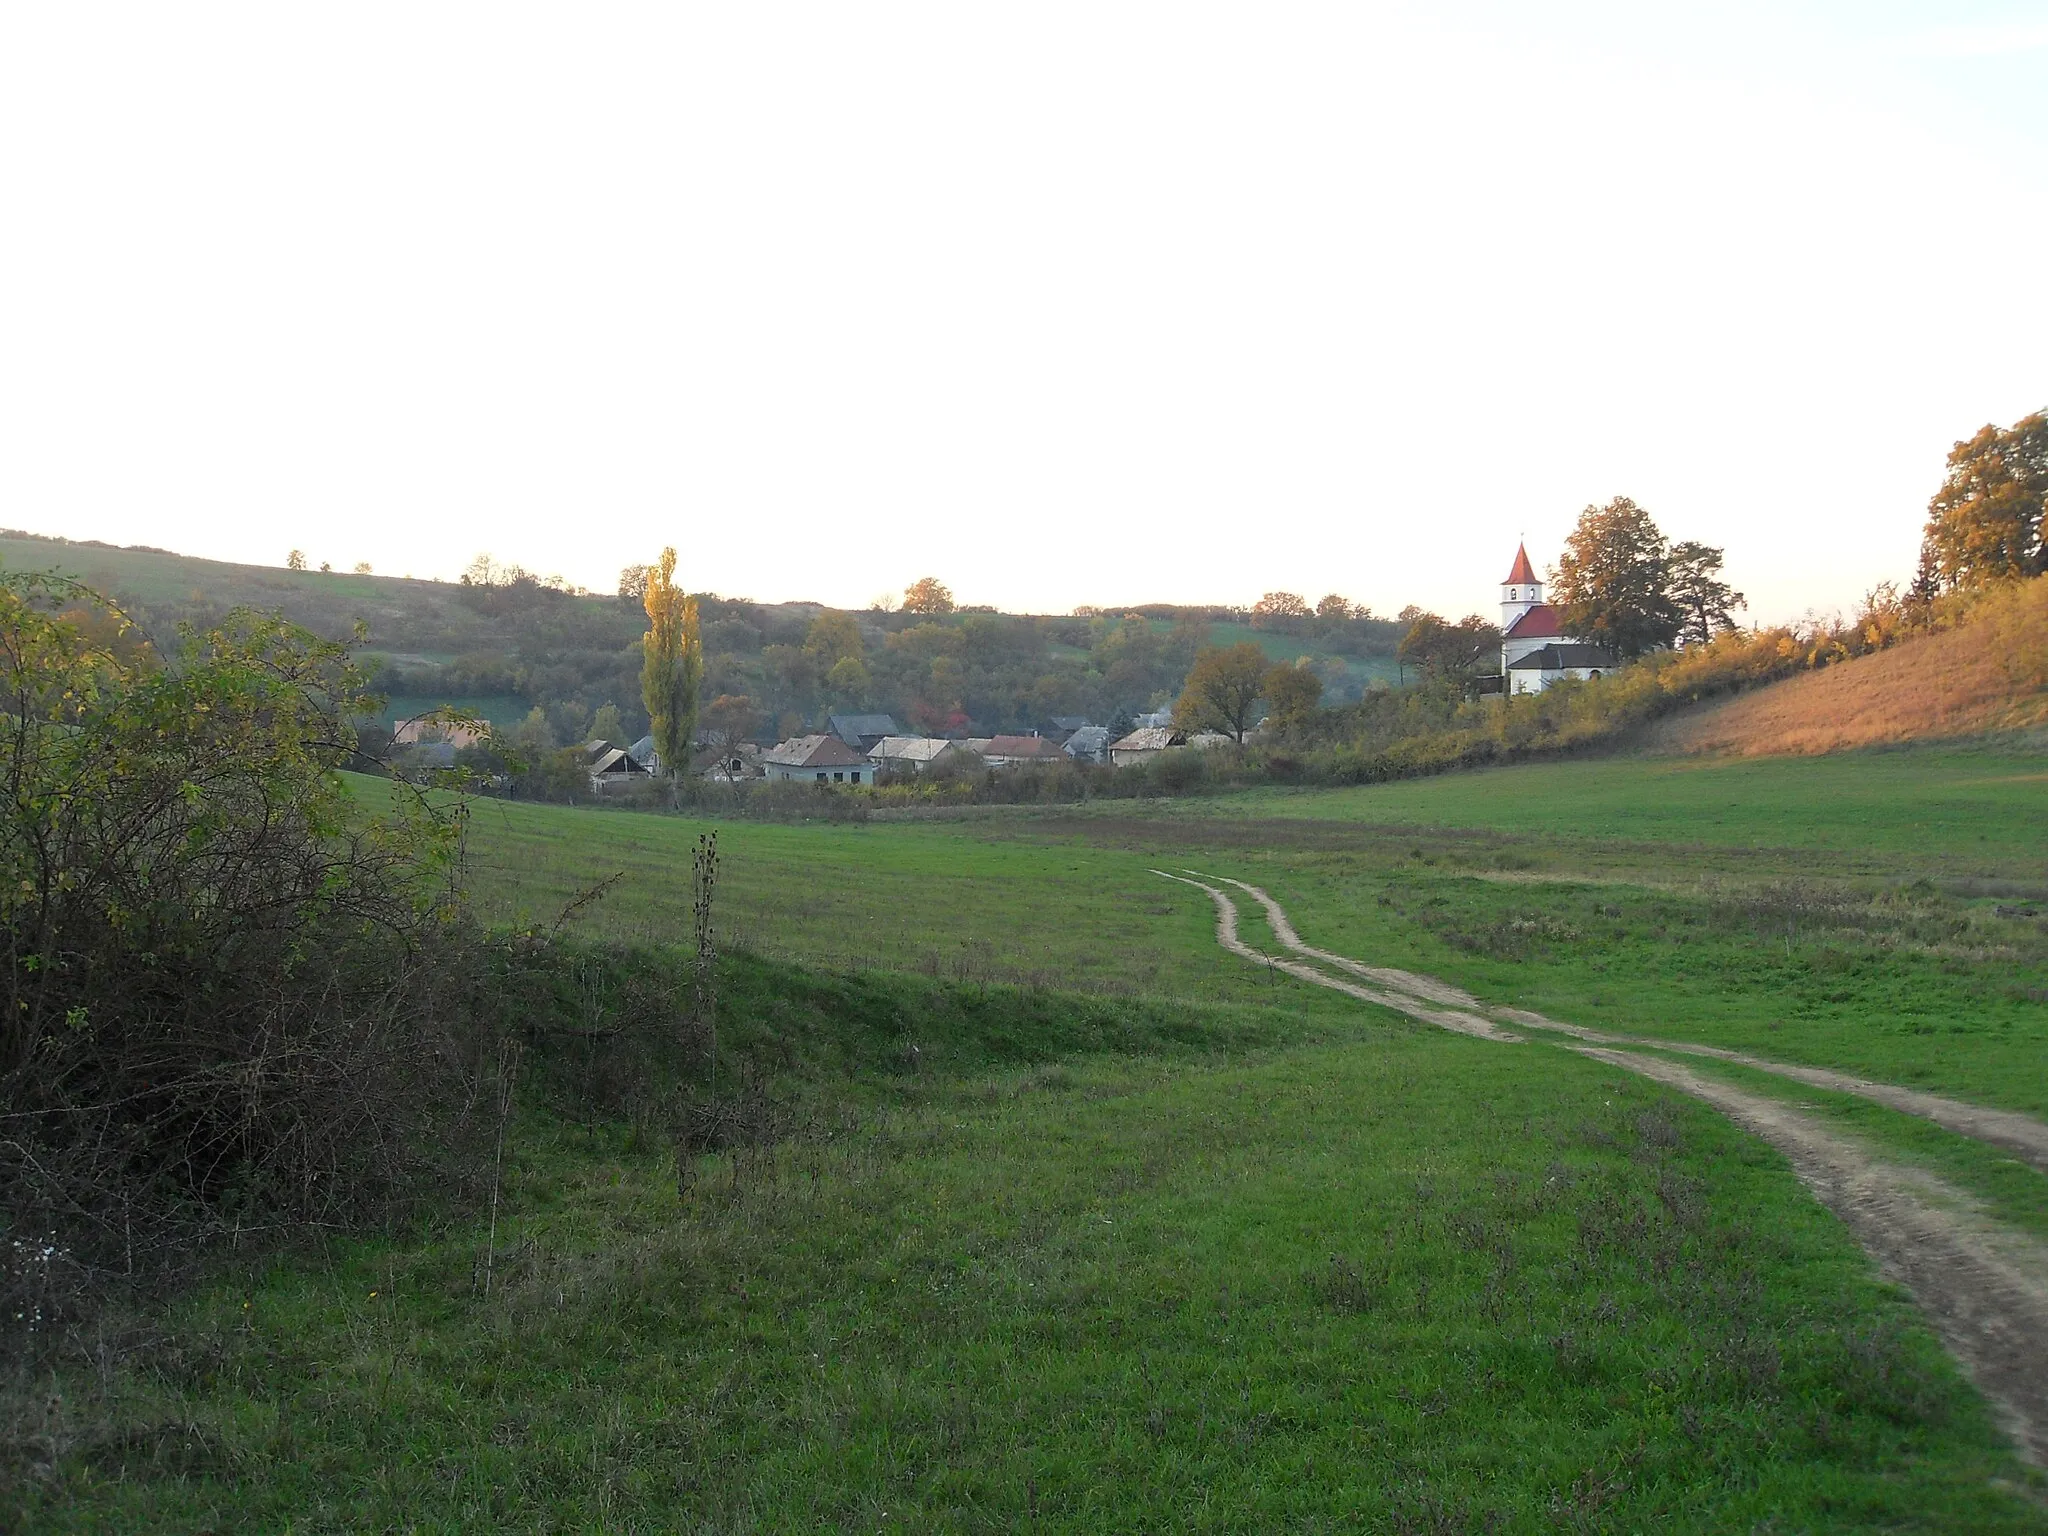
868 735 953 763
1062 726 1111 758
764 733 868 768
627 735 659 766
827 713 899 745
589 747 644 777
1049 716 1092 732
1506 644 1615 671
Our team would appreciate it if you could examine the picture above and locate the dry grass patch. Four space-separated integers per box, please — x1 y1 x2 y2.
1651 581 2048 757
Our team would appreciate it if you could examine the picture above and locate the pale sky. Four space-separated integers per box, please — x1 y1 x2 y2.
3 3 2044 624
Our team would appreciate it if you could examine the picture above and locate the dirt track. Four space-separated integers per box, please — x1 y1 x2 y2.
1172 871 2048 1469
1210 875 2048 1176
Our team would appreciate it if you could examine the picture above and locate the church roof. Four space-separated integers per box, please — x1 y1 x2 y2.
1504 543 1537 585
1504 603 1567 639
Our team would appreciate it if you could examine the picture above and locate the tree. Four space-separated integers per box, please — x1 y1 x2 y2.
1919 411 2048 591
1397 612 1503 681
1667 542 1745 646
589 702 625 745
1315 594 1352 621
902 577 955 615
1262 660 1323 731
804 610 863 666
1552 496 1683 659
640 547 703 777
286 549 307 571
825 655 872 705
1250 592 1312 632
700 694 761 749
352 561 373 575
618 564 651 602
1172 642 1268 742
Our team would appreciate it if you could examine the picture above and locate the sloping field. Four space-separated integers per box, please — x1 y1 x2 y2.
1650 580 2048 757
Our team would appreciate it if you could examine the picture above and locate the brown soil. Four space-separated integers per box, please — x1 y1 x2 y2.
1178 872 2048 1468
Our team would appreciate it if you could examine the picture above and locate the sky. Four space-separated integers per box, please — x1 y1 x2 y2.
2 3 2044 624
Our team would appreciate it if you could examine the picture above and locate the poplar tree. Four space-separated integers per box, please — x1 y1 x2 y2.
640 548 703 778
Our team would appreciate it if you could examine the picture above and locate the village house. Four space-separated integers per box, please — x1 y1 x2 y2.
1108 725 1185 768
1061 725 1111 764
1498 543 1615 694
1044 716 1092 744
692 742 764 782
827 714 900 753
391 717 488 750
982 734 1069 769
867 735 954 775
763 734 872 784
584 738 652 791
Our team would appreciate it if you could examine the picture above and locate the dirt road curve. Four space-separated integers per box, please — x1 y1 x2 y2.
1575 1047 2048 1468
1171 871 2048 1469
1209 875 2048 1177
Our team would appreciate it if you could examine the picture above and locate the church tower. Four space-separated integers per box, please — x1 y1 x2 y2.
1500 542 1542 631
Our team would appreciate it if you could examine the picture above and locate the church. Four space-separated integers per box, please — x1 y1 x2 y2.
1497 543 1615 694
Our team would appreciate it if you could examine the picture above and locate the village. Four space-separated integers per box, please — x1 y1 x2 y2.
566 542 1615 793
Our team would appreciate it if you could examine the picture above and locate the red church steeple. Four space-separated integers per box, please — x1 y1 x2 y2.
1504 543 1537 585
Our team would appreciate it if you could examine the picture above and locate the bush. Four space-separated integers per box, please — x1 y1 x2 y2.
0 577 496 1350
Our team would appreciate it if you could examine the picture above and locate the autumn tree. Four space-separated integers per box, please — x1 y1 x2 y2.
1397 612 1503 681
1315 594 1351 620
1919 410 2048 591
286 549 307 571
804 610 863 666
1172 642 1268 742
1250 591 1312 633
1668 542 1744 646
618 564 651 602
902 577 955 615
1552 497 1684 659
640 547 703 777
1261 660 1324 731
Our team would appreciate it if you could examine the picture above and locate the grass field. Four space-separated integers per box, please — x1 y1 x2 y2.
19 740 2048 1529
20 1030 2039 1531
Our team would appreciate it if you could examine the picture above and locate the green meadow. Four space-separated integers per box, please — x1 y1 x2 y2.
19 741 2048 1530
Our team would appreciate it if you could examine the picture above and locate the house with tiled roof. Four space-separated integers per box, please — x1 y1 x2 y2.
982 734 1069 768
1498 543 1615 694
763 734 873 784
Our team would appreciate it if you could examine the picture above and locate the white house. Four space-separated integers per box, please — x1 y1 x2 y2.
763 734 873 784
868 735 954 775
1497 543 1615 695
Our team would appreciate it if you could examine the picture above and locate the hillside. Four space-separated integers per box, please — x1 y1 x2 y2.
1648 579 2048 758
0 530 1402 742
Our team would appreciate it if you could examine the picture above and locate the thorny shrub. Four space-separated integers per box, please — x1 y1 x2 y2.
0 575 500 1359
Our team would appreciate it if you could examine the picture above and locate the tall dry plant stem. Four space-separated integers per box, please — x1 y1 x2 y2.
482 1038 522 1299
692 832 719 1097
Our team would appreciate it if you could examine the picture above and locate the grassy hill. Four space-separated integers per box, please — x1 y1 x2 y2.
0 531 1402 741
1649 579 2048 758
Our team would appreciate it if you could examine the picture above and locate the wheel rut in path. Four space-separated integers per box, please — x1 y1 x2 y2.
1205 874 2048 1178
1576 1047 2048 1470
1167 871 2048 1469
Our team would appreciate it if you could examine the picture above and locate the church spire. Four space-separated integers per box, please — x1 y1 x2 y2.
1504 542 1536 585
